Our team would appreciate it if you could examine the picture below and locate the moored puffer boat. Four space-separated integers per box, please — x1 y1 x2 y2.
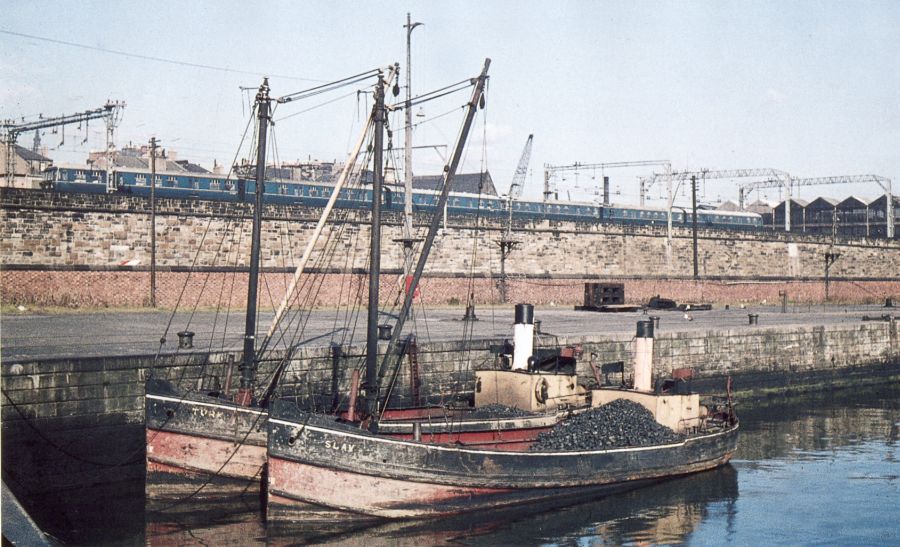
265 397 738 519
144 375 582 510
146 61 497 513
265 317 739 521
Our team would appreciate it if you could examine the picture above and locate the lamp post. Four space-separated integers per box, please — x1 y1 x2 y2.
149 137 157 308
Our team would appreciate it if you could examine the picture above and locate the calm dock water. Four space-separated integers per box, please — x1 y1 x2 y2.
24 383 900 545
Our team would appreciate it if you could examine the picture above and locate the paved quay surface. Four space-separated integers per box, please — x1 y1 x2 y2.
2 303 895 362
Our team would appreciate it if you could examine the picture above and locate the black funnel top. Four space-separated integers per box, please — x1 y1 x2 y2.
514 303 534 325
636 320 654 338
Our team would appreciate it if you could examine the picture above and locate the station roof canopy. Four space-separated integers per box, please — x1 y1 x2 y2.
773 198 809 212
806 196 840 210
836 196 872 209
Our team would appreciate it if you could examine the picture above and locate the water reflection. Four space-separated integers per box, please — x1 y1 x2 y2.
143 466 738 545
144 385 898 546
17 384 897 545
735 386 897 460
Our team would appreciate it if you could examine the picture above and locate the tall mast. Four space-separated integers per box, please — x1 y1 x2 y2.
365 72 387 418
375 59 491 418
262 65 398 347
236 78 270 407
401 13 423 318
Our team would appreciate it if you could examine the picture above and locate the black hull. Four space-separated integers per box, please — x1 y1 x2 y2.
144 378 574 512
267 399 739 518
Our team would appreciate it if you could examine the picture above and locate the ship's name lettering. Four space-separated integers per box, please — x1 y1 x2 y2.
322 439 356 453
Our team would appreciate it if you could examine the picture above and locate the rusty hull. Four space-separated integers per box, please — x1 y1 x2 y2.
145 378 269 509
266 399 739 519
145 378 577 512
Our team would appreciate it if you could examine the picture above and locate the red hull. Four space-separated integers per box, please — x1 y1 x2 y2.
389 427 542 450
146 429 266 481
267 456 511 519
145 429 267 512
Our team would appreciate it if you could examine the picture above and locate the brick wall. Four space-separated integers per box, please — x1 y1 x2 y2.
2 188 898 307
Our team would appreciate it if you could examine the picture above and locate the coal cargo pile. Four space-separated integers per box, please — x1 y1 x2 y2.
529 399 683 451
466 404 533 419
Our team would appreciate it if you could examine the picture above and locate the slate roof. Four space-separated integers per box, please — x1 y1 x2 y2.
806 196 840 209
773 198 809 211
836 195 872 208
115 156 149 169
14 145 51 163
412 171 497 196
111 156 209 173
716 200 741 211
173 160 210 174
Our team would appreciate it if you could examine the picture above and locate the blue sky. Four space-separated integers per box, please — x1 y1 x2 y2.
2 1 898 205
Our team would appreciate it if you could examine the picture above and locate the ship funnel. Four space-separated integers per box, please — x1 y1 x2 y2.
634 320 654 391
512 304 534 371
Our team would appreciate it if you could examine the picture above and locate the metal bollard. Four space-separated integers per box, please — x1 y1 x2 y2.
177 330 195 349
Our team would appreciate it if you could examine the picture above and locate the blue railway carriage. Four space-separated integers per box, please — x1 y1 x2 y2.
604 204 761 230
42 166 761 231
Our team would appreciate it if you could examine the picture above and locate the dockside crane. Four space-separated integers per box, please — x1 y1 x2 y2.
2 101 125 188
497 134 533 303
505 134 533 235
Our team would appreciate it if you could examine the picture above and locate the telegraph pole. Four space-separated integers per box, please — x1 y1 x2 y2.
691 175 699 279
149 137 158 307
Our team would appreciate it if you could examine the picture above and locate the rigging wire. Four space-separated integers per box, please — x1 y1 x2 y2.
255 126 379 400
256 121 375 360
457 103 487 388
277 68 384 103
256 120 288 352
389 77 473 110
274 89 359 123
150 110 255 371
410 104 465 130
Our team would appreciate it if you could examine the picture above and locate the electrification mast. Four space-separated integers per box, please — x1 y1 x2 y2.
1 101 125 187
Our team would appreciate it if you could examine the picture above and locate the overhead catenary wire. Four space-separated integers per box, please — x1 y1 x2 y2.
0 29 327 83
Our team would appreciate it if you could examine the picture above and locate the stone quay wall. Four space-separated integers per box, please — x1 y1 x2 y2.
1 188 898 307
3 319 897 501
